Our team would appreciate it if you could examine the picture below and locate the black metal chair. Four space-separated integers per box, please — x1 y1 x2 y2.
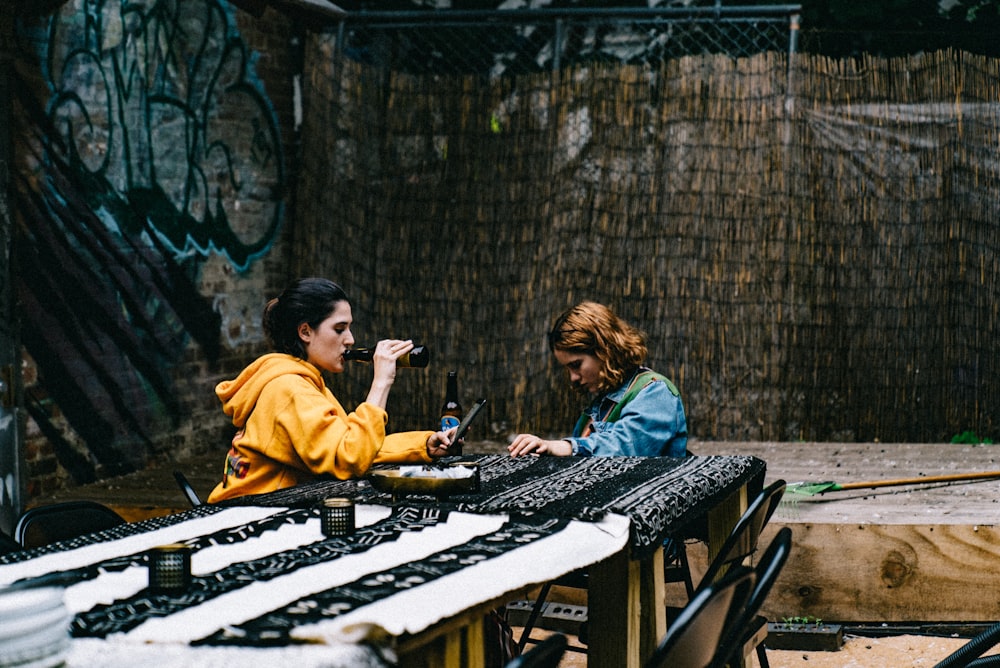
663 480 786 665
695 479 787 591
515 568 587 653
173 470 204 507
663 537 697 599
506 632 568 668
712 526 794 668
14 500 126 549
645 567 757 668
0 528 21 555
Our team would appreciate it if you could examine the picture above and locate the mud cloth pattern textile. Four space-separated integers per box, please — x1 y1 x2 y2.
222 454 765 557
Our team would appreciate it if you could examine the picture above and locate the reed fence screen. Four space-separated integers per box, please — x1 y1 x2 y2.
293 9 998 444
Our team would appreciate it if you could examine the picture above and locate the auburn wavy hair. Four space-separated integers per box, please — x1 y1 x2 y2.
547 301 647 395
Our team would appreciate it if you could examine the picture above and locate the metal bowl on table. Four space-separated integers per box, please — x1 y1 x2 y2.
367 463 480 501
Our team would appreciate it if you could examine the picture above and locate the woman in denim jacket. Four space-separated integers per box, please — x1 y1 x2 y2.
508 301 687 458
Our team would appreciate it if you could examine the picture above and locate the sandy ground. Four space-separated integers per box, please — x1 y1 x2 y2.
515 628 994 667
762 634 992 668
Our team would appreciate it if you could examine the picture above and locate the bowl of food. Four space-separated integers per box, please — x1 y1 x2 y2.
367 463 480 500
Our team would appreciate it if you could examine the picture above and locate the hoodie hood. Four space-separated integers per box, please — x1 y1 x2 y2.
216 353 324 428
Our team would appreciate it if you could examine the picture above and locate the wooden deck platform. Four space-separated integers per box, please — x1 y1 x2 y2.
693 441 1000 624
28 450 223 522
27 440 1000 623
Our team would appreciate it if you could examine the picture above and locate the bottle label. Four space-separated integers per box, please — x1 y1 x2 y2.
441 416 460 431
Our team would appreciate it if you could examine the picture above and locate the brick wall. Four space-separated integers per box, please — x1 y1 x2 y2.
13 1 301 499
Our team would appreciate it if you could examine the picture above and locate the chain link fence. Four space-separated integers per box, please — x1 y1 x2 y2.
334 5 801 76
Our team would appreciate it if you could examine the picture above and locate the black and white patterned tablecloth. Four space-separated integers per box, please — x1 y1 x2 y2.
222 454 765 557
0 503 629 653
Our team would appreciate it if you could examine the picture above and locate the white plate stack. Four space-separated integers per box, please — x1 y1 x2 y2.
0 585 71 668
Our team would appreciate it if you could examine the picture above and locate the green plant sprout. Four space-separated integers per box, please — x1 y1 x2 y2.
951 431 994 445
780 615 824 627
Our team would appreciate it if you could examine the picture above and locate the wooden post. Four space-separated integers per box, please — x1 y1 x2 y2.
588 546 642 667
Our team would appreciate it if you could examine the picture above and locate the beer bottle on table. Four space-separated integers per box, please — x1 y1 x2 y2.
344 344 429 368
440 370 463 453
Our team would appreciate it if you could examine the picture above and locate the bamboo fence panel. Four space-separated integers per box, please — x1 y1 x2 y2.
293 44 999 443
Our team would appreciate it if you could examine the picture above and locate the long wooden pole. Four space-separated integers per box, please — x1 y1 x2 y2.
836 470 1000 490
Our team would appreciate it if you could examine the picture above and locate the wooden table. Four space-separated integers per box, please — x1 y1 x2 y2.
0 454 764 668
224 453 766 667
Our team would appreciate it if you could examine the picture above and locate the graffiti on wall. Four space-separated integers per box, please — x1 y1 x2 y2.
46 0 284 269
13 0 284 481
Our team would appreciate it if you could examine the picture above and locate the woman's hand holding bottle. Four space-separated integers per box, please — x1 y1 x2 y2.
365 340 415 409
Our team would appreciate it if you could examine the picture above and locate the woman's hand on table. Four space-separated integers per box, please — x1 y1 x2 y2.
508 434 573 457
426 426 459 458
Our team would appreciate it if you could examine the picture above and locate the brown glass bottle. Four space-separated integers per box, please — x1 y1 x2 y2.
343 345 429 368
440 370 463 453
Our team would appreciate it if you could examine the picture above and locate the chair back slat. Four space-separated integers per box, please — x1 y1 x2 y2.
645 567 756 668
700 480 786 589
712 526 794 668
14 501 126 549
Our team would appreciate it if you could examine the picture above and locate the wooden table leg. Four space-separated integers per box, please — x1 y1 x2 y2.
706 484 752 668
587 545 643 668
588 485 751 668
398 617 486 668
465 618 486 668
640 546 668 660
706 485 749 564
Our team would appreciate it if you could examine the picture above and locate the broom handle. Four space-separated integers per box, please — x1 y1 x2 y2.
838 470 1000 490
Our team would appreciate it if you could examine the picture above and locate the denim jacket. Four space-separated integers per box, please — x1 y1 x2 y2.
566 369 688 458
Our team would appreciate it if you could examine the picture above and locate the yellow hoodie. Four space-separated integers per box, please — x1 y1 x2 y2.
208 353 433 502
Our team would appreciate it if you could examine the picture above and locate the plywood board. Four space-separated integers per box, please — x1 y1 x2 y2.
692 441 1000 525
691 441 1000 622
757 523 1000 622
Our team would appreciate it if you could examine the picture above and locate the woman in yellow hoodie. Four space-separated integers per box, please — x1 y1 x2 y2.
208 278 454 502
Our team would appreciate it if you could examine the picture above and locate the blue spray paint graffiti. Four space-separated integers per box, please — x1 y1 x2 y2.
46 0 285 270
12 0 285 481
